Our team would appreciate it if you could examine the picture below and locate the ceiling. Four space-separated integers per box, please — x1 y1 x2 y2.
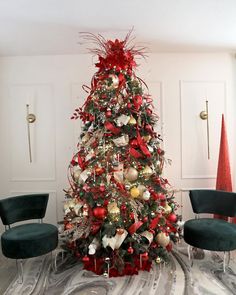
0 0 236 56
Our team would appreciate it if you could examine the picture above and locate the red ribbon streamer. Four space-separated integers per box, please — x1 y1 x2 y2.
149 216 160 229
104 121 121 135
137 131 151 158
128 221 143 235
129 147 143 158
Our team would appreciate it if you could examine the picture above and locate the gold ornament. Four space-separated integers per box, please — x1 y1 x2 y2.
73 169 81 181
156 257 162 264
137 184 146 197
128 116 137 125
81 132 90 143
164 204 172 215
142 165 153 178
156 232 170 247
108 202 120 221
130 186 140 198
143 135 152 142
124 167 138 182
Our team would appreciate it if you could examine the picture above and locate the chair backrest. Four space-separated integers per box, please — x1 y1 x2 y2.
189 190 236 217
0 194 49 225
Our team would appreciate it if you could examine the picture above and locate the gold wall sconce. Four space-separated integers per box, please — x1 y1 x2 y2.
26 104 36 163
199 100 210 159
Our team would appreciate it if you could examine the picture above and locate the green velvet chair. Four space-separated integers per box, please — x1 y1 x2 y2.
0 194 58 283
184 189 236 272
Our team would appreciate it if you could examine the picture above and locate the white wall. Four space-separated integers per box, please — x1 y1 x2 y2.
0 53 235 232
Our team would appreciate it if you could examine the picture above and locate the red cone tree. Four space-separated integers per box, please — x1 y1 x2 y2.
63 33 180 277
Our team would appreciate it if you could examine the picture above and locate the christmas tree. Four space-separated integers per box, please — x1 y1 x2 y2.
63 33 180 277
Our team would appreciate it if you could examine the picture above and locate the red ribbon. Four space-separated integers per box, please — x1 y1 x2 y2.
128 221 143 234
149 216 160 229
129 147 143 158
137 131 151 158
133 95 142 111
104 121 121 135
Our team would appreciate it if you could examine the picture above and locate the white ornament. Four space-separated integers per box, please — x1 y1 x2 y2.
116 114 130 126
88 238 100 255
113 135 129 147
156 232 170 247
148 145 154 153
79 169 90 183
85 149 95 161
142 190 151 201
102 230 128 250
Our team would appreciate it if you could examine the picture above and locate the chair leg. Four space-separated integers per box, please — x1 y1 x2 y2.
223 251 231 273
187 245 193 267
16 259 23 284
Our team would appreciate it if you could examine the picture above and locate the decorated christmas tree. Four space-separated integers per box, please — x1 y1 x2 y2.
63 32 180 277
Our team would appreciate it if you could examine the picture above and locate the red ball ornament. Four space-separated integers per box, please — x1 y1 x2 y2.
143 216 148 222
127 102 132 109
146 108 152 115
130 139 138 148
93 207 107 220
157 148 162 155
145 124 153 133
141 252 149 261
166 243 173 252
82 255 90 262
121 204 127 211
105 109 112 118
99 183 105 192
104 199 109 206
127 246 134 254
168 213 177 223
130 212 135 220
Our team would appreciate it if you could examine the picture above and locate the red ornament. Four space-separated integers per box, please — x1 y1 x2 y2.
145 124 153 133
91 222 101 235
105 109 112 118
65 223 74 230
104 199 109 206
141 252 149 261
157 148 162 154
127 246 134 254
99 183 106 192
166 243 172 252
130 212 135 220
143 216 148 222
82 255 90 262
93 207 107 220
130 139 138 148
120 204 127 211
146 108 152 115
127 102 132 109
95 167 105 175
168 213 177 223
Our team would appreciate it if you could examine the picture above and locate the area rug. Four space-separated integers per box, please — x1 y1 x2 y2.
1 242 236 295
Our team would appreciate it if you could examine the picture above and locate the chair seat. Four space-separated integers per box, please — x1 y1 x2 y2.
1 223 58 259
184 218 236 251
